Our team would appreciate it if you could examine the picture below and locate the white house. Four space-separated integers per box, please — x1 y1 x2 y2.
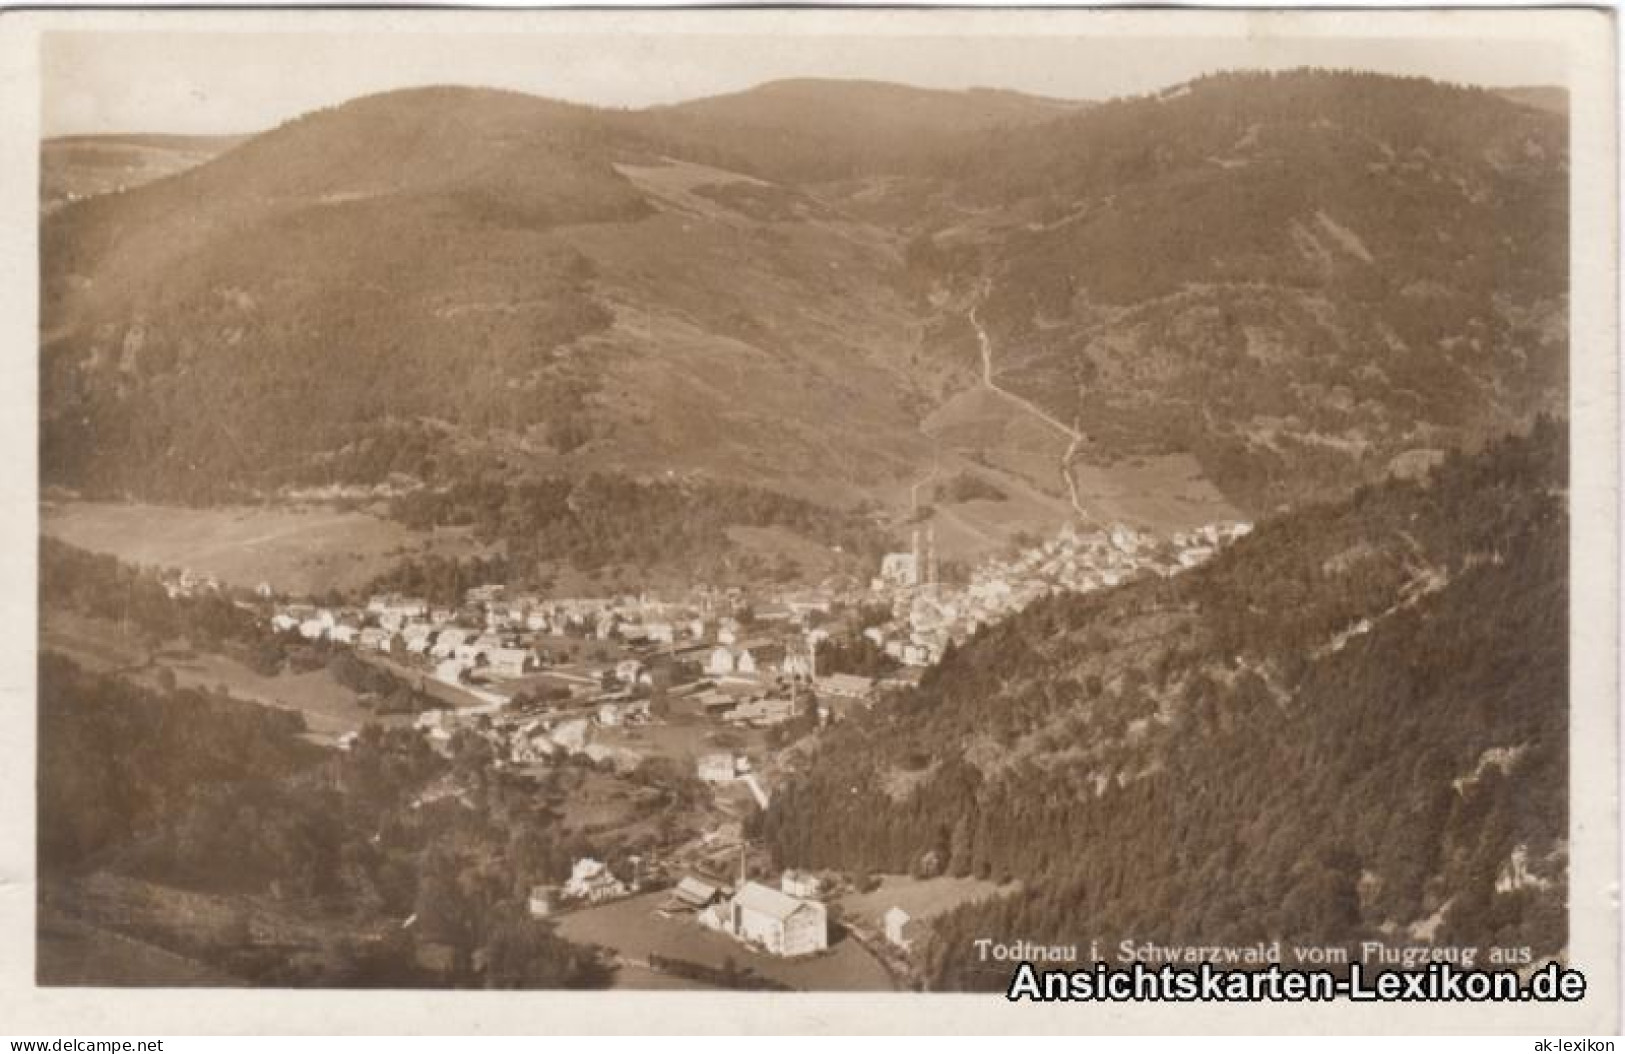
563 858 626 904
486 648 532 679
884 906 918 951
780 870 821 899
431 628 468 659
696 753 739 782
705 646 733 676
706 646 757 678
723 881 828 957
666 875 722 914
780 645 814 681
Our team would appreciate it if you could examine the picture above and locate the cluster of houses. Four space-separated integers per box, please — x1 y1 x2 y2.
268 517 1255 785
534 857 935 965
279 516 1257 800
278 574 912 765
862 520 1254 664
524 856 829 958
158 566 223 599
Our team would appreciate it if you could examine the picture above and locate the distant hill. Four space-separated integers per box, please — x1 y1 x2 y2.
41 133 250 212
1495 86 1569 116
655 78 1091 183
758 419 1569 988
41 71 1568 567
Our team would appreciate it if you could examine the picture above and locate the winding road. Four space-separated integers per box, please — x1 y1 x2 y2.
968 303 1091 522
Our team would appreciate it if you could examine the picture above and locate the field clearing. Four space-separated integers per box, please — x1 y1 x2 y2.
836 874 1018 933
41 500 490 596
917 379 1245 538
924 384 1073 461
594 718 769 766
556 891 894 991
725 525 850 579
614 159 771 225
1070 453 1244 534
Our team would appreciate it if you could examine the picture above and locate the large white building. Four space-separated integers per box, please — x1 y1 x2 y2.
710 881 828 957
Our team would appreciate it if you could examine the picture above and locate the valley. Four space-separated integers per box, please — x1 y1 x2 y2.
41 500 493 597
35 68 1571 994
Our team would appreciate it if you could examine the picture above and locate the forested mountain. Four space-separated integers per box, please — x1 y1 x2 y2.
41 85 932 511
655 78 1090 183
757 420 1568 987
924 70 1568 514
41 71 1566 543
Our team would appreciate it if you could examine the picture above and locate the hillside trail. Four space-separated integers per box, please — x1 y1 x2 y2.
967 297 1091 522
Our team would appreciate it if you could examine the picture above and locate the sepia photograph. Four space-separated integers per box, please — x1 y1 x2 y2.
2 5 1617 1036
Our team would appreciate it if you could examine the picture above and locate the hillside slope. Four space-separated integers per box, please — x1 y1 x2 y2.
42 72 1568 548
922 71 1567 516
41 87 933 509
759 419 1568 988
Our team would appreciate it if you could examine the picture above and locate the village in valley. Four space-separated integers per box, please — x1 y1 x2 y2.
33 40 1578 1008
147 515 1249 988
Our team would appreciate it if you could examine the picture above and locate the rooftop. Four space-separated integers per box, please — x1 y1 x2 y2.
733 880 812 921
